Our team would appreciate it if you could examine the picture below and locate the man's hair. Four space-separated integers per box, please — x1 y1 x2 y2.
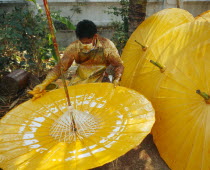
75 20 97 39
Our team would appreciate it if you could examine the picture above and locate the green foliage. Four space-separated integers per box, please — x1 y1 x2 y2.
106 0 129 54
51 11 76 30
0 6 56 78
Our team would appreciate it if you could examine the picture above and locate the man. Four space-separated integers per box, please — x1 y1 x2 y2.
30 20 124 97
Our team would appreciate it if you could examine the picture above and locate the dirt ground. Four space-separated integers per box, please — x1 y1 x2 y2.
92 134 170 170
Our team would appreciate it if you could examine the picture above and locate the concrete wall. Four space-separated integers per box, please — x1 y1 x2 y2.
182 0 210 16
56 28 114 48
32 0 122 26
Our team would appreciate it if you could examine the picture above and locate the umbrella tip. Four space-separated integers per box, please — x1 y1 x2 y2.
196 89 210 104
150 60 166 73
135 40 147 51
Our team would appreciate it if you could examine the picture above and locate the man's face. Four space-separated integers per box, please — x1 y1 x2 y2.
80 34 97 44
80 37 94 44
79 34 97 53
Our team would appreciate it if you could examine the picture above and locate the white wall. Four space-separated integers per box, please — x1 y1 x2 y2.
33 0 122 26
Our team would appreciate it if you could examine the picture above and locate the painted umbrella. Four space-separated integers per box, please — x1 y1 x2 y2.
121 21 209 102
195 10 210 22
151 21 210 170
121 8 194 88
0 83 155 170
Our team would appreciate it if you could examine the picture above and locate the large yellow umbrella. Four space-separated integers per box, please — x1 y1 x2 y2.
121 21 209 102
121 8 194 88
151 22 210 169
0 83 155 170
195 10 210 22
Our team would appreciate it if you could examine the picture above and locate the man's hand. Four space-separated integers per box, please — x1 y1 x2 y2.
113 77 120 88
28 84 47 100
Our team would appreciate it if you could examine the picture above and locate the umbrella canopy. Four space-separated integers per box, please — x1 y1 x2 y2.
195 10 210 22
151 21 210 170
121 8 194 88
121 21 209 102
0 83 155 170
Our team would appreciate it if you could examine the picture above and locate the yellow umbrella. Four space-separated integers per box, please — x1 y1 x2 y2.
151 22 210 169
195 10 210 22
0 83 155 170
121 21 209 102
121 8 194 88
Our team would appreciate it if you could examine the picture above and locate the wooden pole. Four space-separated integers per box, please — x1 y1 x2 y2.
43 0 71 106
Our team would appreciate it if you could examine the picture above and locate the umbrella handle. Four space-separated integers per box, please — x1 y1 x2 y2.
150 60 166 73
135 40 147 51
196 90 210 104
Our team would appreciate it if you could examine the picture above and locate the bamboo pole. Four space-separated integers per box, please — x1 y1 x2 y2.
43 0 71 106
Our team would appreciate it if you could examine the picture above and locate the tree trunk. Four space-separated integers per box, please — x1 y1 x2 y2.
128 0 147 35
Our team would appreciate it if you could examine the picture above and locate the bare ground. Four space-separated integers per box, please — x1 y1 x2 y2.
92 134 170 170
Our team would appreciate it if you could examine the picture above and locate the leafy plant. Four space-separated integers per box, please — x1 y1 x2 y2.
51 10 76 31
0 6 56 78
106 0 129 54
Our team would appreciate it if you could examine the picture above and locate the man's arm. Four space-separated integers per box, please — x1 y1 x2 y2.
105 40 124 86
29 43 77 99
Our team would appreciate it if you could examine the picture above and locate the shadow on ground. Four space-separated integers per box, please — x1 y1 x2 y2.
92 134 170 170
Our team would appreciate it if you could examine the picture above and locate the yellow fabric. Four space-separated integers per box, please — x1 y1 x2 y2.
0 83 155 170
148 21 210 170
121 8 194 89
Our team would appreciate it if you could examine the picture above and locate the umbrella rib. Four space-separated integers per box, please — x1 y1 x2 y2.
93 103 152 125
1 135 57 163
172 39 209 77
140 35 174 73
126 44 146 88
155 98 202 110
63 111 71 143
0 114 55 127
40 93 80 123
169 41 209 89
203 58 210 93
21 100 63 119
1 132 55 148
78 99 114 124
80 92 99 115
200 106 210 170
156 107 202 164
155 102 204 140
171 66 198 90
82 85 116 118
164 73 197 92
182 104 207 170
87 91 143 124
79 92 87 112
162 110 199 168
76 138 101 166
81 134 121 154
0 133 54 145
15 139 58 168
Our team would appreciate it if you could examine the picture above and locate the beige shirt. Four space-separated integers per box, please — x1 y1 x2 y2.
46 35 124 84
